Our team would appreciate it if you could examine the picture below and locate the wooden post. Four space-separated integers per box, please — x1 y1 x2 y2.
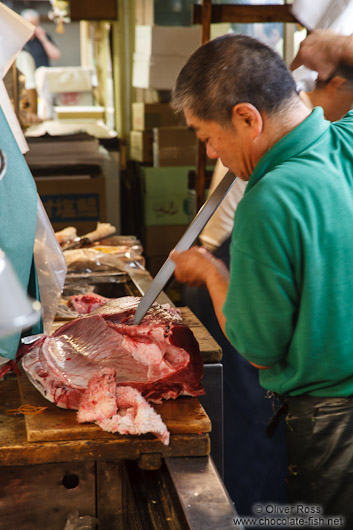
195 0 212 212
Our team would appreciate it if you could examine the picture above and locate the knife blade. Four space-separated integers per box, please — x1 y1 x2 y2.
133 170 238 325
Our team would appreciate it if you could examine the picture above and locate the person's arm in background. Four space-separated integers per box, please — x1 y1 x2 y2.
35 25 61 61
199 160 248 253
291 29 353 80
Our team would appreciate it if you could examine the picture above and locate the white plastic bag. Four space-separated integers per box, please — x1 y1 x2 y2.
34 196 67 333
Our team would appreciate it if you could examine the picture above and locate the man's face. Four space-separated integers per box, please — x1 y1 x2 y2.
25 15 40 39
184 107 254 180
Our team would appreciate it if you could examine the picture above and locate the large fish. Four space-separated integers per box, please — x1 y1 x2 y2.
19 296 204 444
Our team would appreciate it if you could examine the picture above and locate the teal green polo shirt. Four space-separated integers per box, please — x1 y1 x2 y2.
224 108 353 396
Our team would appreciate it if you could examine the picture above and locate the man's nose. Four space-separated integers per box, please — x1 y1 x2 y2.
206 144 218 159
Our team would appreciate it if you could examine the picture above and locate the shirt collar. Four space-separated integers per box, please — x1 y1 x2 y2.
245 107 330 193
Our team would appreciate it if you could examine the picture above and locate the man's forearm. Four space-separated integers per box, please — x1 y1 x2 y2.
340 35 353 66
206 262 229 337
40 36 61 61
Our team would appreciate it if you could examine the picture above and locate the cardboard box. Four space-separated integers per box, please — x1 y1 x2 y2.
130 130 153 163
134 25 201 58
143 225 188 256
153 126 196 167
132 25 201 90
187 188 210 223
132 102 184 131
145 255 166 278
139 166 191 226
132 54 195 90
35 175 106 235
132 54 185 90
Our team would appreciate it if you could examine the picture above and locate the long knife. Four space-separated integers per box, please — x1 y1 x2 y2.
133 171 237 325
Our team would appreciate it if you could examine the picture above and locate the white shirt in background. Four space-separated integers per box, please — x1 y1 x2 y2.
199 159 247 252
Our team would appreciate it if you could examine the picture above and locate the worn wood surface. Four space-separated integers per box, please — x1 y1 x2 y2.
193 4 298 24
0 306 218 466
179 307 222 363
0 379 210 466
18 375 211 443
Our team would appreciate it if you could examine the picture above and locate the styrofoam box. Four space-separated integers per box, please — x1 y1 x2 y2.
53 106 105 120
35 66 94 94
134 25 201 57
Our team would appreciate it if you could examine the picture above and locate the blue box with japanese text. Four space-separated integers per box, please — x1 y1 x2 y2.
35 175 106 235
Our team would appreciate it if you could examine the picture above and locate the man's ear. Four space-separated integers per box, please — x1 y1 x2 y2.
231 103 263 138
325 75 347 93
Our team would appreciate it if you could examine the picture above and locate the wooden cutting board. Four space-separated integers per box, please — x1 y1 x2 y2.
18 375 211 443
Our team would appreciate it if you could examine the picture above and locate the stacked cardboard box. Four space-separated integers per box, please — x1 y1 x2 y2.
129 102 217 168
153 126 197 167
129 103 215 275
139 165 190 226
129 102 185 164
138 165 192 276
128 26 212 277
132 25 201 90
144 225 187 277
26 133 109 235
129 22 203 168
130 130 153 164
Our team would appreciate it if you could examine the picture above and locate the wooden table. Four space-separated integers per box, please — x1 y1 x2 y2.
0 307 222 529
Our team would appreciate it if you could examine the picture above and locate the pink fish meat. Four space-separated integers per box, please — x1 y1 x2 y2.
77 368 170 445
19 296 204 444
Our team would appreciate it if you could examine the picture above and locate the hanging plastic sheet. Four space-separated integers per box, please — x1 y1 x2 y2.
34 197 67 334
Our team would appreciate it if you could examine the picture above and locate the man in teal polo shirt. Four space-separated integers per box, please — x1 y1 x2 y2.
171 31 353 523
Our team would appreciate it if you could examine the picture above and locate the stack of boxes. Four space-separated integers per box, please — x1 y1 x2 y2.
132 25 201 91
130 102 194 275
26 133 109 235
129 25 216 276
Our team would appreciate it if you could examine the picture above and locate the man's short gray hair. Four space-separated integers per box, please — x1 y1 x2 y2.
171 33 298 125
21 9 40 21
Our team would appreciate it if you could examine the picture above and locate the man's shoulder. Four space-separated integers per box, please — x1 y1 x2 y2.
340 109 353 119
241 158 330 217
333 110 353 128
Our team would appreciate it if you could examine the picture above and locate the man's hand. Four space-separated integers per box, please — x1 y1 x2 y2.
34 25 46 42
290 29 353 80
34 25 61 61
170 246 230 335
170 246 221 286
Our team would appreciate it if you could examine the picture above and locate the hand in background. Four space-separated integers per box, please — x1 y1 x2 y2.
34 25 46 42
290 29 353 80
